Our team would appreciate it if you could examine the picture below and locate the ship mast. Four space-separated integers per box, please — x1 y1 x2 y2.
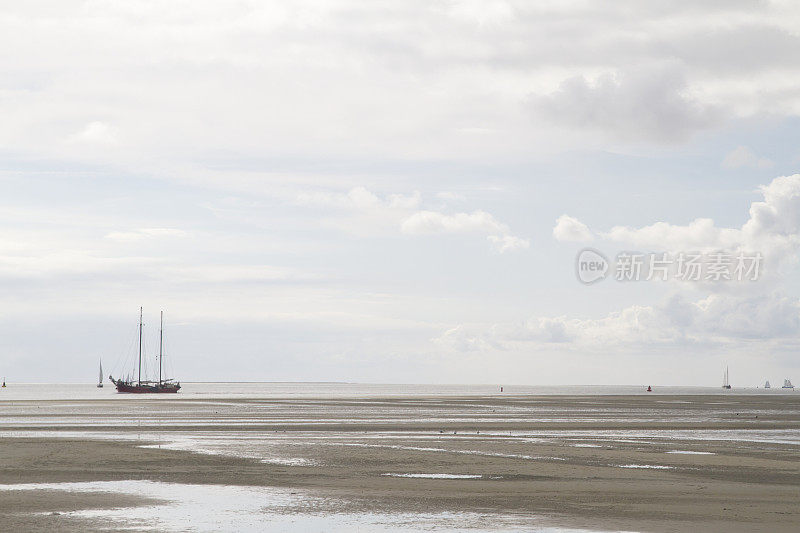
159 311 163 384
138 306 143 385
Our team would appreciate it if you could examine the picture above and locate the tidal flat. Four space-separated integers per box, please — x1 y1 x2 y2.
0 388 798 531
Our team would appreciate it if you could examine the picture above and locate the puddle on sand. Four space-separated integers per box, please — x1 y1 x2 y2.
381 473 483 479
0 480 625 532
332 442 566 462
616 464 673 470
666 450 714 455
138 439 319 467
259 457 314 466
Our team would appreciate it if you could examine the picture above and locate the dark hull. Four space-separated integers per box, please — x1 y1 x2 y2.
113 381 180 393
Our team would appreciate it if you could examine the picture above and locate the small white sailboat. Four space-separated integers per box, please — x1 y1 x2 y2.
783 378 794 389
97 359 104 388
722 366 731 389
765 380 771 389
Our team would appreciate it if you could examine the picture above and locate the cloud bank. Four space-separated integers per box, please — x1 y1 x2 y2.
530 68 721 142
439 174 800 356
554 174 800 268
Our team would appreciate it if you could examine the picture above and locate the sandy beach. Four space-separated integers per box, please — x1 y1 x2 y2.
1 391 799 531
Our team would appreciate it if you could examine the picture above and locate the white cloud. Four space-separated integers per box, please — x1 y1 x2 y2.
0 251 159 280
295 187 421 211
402 209 528 253
0 252 310 285
294 187 422 236
488 234 529 253
105 228 188 242
67 121 117 145
159 264 317 284
434 325 496 352
436 292 800 353
445 0 515 27
553 214 593 242
722 146 773 169
297 187 528 252
743 174 800 238
431 173 800 356
531 67 721 142
401 210 508 235
4 0 800 168
603 218 741 251
558 175 800 271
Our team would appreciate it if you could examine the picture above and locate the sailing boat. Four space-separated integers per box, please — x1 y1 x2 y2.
765 380 771 389
722 366 731 389
97 358 104 388
109 308 181 393
783 378 794 389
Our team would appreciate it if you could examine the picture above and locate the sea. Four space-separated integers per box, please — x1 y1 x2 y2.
0 382 791 401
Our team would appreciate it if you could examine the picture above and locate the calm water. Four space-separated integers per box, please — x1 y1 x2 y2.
0 382 793 400
0 480 604 533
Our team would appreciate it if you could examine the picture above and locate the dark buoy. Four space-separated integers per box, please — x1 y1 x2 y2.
646 385 652 392
500 386 503 392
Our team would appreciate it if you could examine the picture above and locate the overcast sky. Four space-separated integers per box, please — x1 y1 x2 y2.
3 0 800 385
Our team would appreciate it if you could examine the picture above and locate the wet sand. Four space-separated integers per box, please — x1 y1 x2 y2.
1 394 799 531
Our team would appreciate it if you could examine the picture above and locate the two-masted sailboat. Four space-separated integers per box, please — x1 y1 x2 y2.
722 366 731 389
110 308 181 393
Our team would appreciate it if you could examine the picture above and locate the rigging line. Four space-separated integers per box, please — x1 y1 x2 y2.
114 321 140 378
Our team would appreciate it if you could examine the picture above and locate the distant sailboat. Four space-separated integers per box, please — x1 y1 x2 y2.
722 366 731 389
97 359 104 388
783 378 794 389
765 380 771 389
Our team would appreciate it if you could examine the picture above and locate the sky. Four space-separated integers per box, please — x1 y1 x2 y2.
2 0 800 385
